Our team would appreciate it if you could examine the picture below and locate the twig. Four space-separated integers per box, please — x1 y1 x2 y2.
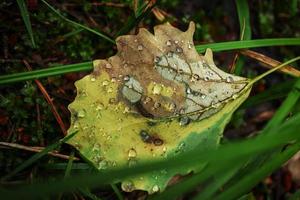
0 142 79 161
23 60 67 136
241 49 300 77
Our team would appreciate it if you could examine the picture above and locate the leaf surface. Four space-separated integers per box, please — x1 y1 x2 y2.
66 22 251 193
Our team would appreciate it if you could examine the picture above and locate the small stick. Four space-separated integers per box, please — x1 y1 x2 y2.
23 60 67 136
241 49 300 77
0 142 79 161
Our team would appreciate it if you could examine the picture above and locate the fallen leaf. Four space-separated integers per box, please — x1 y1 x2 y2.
66 22 251 193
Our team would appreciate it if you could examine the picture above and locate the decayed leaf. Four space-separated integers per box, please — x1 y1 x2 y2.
66 22 251 193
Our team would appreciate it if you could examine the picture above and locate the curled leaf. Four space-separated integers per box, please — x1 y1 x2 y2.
66 22 251 193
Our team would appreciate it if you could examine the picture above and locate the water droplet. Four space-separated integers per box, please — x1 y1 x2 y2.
109 98 116 104
176 47 183 53
204 76 209 81
128 148 137 158
188 42 193 49
96 102 104 111
154 56 161 63
186 87 192 94
226 76 234 83
212 102 221 108
192 74 200 81
166 40 172 46
177 69 184 74
98 160 108 169
174 40 179 44
102 80 109 86
123 75 130 81
167 51 173 57
179 116 190 126
166 102 176 112
232 94 238 99
140 130 152 143
77 110 86 118
143 96 152 104
107 87 113 93
154 138 163 146
122 181 134 192
201 94 206 99
105 63 112 69
90 77 96 82
137 44 143 51
111 77 117 82
152 84 163 95
123 107 130 113
152 185 160 193
153 102 161 109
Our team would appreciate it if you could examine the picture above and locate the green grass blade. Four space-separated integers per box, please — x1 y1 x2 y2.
16 0 36 48
195 38 300 53
111 184 124 200
241 80 295 108
79 188 103 200
64 151 75 178
214 143 300 200
0 131 77 181
0 61 93 85
264 78 300 131
2 113 300 199
234 0 251 75
40 0 115 44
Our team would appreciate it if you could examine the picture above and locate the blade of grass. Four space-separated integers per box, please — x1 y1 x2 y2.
111 184 124 200
16 0 36 48
0 61 93 85
233 0 251 75
214 142 300 200
241 79 295 108
64 151 75 178
1 38 299 85
195 38 300 53
40 0 115 44
115 1 156 36
0 131 77 181
264 78 300 131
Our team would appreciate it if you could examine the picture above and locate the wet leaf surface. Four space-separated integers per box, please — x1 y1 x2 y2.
66 22 251 193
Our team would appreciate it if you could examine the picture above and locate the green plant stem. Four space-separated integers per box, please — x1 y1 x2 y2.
40 0 115 44
196 38 300 53
0 62 93 85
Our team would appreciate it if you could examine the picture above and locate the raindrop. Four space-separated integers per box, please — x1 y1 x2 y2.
140 130 152 143
105 63 112 69
192 74 200 81
123 75 130 81
153 102 161 109
226 76 234 83
232 94 238 99
176 47 183 53
77 110 86 118
174 40 179 44
167 51 173 57
102 80 109 86
166 102 176 112
154 56 161 63
179 116 190 126
152 185 160 193
109 98 116 104
90 77 96 82
107 87 113 93
152 84 163 95
166 40 172 46
201 94 206 99
154 138 163 146
188 42 193 49
128 148 137 158
204 76 209 81
186 87 192 94
122 181 135 192
98 160 108 170
137 44 143 51
143 96 152 104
